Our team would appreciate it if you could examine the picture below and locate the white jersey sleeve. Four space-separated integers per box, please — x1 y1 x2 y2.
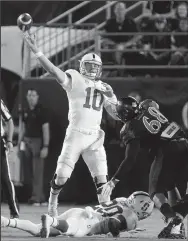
104 94 120 120
54 68 72 91
56 68 81 92
64 69 80 92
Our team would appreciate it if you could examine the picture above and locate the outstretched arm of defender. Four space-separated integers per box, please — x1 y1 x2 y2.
22 31 71 89
99 139 140 197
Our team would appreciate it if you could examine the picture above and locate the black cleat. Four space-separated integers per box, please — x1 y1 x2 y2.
158 216 182 239
108 217 121 237
162 223 186 239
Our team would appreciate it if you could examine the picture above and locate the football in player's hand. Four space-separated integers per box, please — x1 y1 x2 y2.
17 13 33 32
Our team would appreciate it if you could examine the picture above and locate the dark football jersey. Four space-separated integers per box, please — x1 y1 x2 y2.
120 106 185 148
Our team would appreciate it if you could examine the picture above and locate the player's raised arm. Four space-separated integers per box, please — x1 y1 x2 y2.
22 31 71 90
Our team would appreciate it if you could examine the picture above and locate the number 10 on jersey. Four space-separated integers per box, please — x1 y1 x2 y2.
83 87 104 111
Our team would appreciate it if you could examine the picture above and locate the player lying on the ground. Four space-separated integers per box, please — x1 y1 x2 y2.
99 97 188 239
20 24 120 217
1 191 154 238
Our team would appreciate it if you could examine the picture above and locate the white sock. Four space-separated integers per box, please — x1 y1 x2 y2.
49 188 61 204
9 219 40 236
8 219 17 227
51 217 59 227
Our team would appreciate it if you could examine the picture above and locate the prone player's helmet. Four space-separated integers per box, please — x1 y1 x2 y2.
139 99 159 110
116 97 139 122
127 191 154 220
79 53 102 81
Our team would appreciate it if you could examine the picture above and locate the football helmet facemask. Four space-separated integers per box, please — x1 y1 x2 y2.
127 191 154 220
79 53 102 81
116 97 139 122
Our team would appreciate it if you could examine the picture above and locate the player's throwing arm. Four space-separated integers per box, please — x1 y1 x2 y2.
18 13 71 89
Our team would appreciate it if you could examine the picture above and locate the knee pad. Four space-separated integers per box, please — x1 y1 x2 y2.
56 162 74 179
50 174 66 190
93 175 108 189
51 173 71 190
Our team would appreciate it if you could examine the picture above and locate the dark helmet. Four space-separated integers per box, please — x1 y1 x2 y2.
139 99 159 110
116 97 139 122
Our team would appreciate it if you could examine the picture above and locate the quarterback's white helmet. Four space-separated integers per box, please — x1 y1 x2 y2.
127 191 154 220
79 53 102 80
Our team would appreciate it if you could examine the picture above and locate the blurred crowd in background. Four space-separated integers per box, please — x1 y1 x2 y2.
102 1 188 77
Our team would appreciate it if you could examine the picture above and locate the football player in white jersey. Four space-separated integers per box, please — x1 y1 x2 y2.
1 191 154 238
22 31 119 217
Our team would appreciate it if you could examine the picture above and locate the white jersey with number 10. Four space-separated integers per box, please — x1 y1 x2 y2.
65 69 105 130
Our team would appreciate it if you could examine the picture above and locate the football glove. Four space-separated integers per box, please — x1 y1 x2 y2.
98 179 119 198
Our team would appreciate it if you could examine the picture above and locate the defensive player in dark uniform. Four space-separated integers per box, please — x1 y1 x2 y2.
1 99 20 218
99 97 188 239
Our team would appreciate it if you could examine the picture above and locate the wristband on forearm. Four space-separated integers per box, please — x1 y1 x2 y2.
35 51 44 58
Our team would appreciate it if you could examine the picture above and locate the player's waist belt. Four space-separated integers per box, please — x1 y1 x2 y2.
68 126 100 135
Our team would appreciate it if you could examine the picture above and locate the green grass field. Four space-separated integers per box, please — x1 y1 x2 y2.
1 204 187 241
